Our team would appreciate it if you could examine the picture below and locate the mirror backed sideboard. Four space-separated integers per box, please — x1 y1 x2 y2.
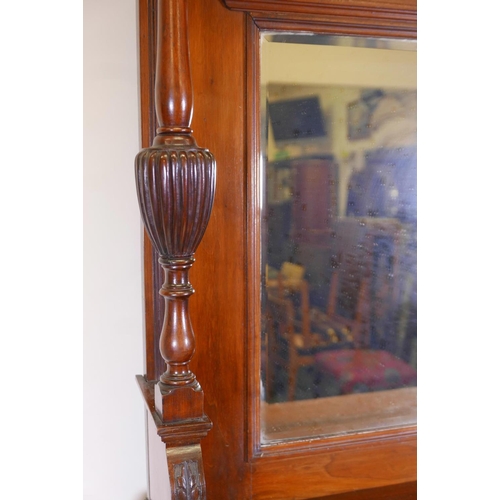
135 0 417 498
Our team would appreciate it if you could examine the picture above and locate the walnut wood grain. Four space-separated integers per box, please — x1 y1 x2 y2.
314 481 416 500
155 0 193 133
138 0 162 383
135 0 215 497
137 376 212 447
224 0 416 21
224 0 417 37
137 0 418 498
251 438 416 499
135 0 216 393
168 446 207 500
140 377 212 499
186 0 250 497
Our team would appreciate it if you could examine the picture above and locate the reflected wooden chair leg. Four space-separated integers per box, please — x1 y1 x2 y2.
288 357 300 401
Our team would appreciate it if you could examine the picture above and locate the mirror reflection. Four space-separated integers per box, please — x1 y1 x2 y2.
261 35 417 410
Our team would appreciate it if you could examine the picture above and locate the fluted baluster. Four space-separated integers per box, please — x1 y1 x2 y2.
136 0 215 395
134 0 215 497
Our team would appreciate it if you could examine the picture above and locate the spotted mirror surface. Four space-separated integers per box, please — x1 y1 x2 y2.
259 34 417 442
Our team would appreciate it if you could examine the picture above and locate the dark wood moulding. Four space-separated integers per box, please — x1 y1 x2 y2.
135 0 417 498
134 0 215 498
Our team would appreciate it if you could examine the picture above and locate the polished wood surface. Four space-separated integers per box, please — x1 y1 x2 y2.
243 9 416 495
137 0 417 498
315 482 416 500
138 376 212 498
252 439 416 499
135 0 216 391
135 0 216 497
187 1 249 496
224 0 416 36
138 0 163 383
155 0 193 133
224 0 416 12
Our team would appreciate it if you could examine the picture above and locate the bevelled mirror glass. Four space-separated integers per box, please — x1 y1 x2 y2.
260 34 417 443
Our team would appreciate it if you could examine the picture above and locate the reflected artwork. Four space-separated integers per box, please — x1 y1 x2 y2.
260 35 417 409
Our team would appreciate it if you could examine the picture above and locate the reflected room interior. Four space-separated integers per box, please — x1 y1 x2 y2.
261 35 417 405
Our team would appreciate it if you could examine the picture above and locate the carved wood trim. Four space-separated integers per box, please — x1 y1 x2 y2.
248 16 415 38
169 448 207 500
224 0 416 18
136 0 216 396
136 0 418 497
138 0 167 383
240 1 417 496
245 16 416 463
135 0 215 497
224 0 416 37
245 15 263 461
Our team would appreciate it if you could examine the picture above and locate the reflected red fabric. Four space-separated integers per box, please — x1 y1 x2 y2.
315 349 417 394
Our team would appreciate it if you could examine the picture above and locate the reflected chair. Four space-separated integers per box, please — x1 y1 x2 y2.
264 275 354 401
313 260 417 395
266 261 306 295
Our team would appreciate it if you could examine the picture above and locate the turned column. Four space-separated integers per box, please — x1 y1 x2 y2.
134 0 215 497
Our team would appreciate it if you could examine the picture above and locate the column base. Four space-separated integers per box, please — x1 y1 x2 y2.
154 379 205 423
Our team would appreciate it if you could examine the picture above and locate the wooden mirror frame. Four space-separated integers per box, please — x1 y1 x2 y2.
136 0 417 498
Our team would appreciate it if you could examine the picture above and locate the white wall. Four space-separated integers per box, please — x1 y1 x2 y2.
84 0 147 498
262 39 417 89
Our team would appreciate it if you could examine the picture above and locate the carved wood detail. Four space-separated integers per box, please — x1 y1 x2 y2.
135 0 214 497
136 148 215 390
136 0 216 394
223 0 416 18
172 459 204 499
136 0 417 498
223 0 416 36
